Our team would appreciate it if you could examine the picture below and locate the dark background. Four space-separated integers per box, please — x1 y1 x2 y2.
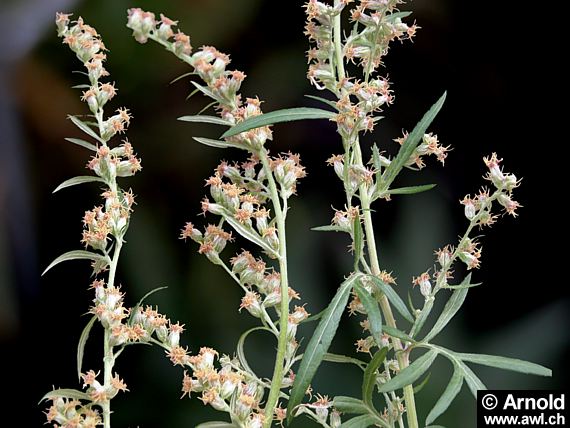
0 0 567 426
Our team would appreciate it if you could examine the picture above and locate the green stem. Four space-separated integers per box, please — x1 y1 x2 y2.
355 143 419 428
259 150 289 428
332 3 419 424
102 239 122 428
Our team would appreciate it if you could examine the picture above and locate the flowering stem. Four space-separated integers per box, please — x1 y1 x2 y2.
332 0 420 419
102 238 122 428
354 143 419 428
259 149 289 428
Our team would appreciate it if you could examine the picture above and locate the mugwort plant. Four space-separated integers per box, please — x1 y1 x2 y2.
42 2 551 427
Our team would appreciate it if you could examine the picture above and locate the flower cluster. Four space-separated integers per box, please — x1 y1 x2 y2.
45 397 102 428
127 9 272 151
305 0 417 93
394 131 451 169
179 352 268 426
345 1 418 72
410 154 521 303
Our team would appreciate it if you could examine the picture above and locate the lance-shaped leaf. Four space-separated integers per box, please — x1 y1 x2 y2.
382 325 415 344
456 353 551 377
333 396 369 415
287 275 358 421
304 94 338 109
221 107 336 139
192 137 248 151
378 349 438 393
353 215 364 270
39 388 90 404
64 137 98 151
53 176 106 193
191 81 223 104
178 115 233 126
353 281 383 347
385 11 413 22
340 414 378 428
367 275 414 323
42 250 109 276
362 347 389 407
381 184 437 197
68 115 104 143
223 214 279 258
323 353 367 370
424 276 470 342
457 360 486 397
426 365 463 425
311 225 346 233
77 315 97 380
380 92 446 191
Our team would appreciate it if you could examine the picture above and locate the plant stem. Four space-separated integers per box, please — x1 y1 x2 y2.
354 143 419 428
332 4 419 425
259 150 289 428
102 239 122 428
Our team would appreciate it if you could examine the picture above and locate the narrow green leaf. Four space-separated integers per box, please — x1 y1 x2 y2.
385 11 413 22
457 360 486 397
195 422 238 428
378 349 438 393
340 414 377 428
223 215 279 258
385 184 437 196
426 366 463 425
72 84 91 89
323 353 367 369
169 71 195 84
382 325 415 344
353 282 383 347
304 94 338 110
39 388 90 404
191 81 222 103
237 326 273 375
64 137 98 151
178 115 232 126
353 215 364 270
426 426 447 428
68 115 104 143
42 250 108 276
288 275 358 421
413 372 431 394
333 396 369 414
407 291 416 313
410 298 434 338
53 176 105 193
311 225 345 233
456 353 551 377
221 107 336 139
371 143 383 175
362 347 389 406
367 275 414 323
424 276 470 342
197 100 218 115
380 92 446 191
192 136 248 151
77 315 97 380
186 87 200 101
303 308 325 324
